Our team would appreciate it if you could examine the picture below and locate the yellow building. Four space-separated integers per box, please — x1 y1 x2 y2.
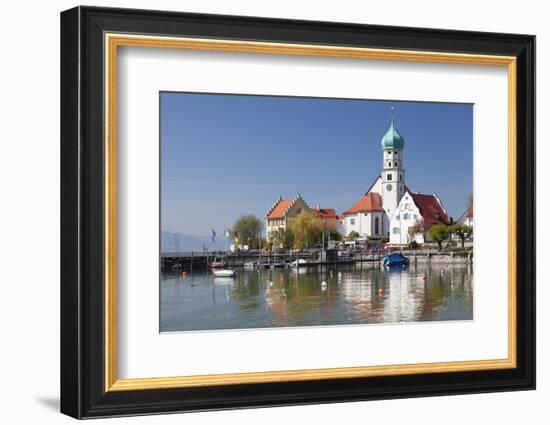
265 194 309 240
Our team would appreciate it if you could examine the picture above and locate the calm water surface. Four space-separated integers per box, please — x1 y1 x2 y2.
160 264 473 332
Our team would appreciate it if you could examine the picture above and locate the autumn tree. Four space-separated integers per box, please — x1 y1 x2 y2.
269 227 294 249
408 219 425 241
289 211 323 248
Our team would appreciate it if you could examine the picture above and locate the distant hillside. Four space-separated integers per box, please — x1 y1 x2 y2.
161 231 227 253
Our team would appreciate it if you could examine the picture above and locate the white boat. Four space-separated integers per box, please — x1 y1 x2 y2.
212 269 236 277
244 261 257 269
213 277 235 285
290 258 308 267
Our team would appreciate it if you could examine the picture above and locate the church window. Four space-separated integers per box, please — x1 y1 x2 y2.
399 174 402 181
375 217 380 234
395 161 399 167
350 218 355 225
387 174 392 180
388 161 391 167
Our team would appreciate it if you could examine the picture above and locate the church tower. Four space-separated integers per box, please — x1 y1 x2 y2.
380 108 405 219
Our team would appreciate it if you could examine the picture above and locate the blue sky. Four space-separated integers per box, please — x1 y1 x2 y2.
161 92 472 237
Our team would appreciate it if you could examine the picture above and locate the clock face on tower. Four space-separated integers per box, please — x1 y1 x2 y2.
386 184 393 191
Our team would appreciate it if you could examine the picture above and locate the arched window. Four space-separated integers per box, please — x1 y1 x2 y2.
375 217 380 234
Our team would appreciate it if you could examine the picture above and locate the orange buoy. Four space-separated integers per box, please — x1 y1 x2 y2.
378 288 385 296
182 271 187 278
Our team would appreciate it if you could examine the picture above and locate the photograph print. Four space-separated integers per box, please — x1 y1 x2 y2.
160 92 474 333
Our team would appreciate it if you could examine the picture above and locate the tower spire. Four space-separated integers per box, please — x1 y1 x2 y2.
381 105 405 219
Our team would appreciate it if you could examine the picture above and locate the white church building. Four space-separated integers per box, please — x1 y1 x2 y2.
342 112 451 245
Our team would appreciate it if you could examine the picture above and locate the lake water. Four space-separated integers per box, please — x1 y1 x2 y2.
160 263 473 332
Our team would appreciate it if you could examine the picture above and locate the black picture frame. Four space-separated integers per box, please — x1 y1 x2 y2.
61 5 535 419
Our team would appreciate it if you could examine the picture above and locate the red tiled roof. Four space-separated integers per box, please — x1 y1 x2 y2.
344 192 384 214
267 199 293 219
410 193 451 228
312 208 337 220
337 215 345 220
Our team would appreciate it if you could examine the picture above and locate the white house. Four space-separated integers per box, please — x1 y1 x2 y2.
342 184 387 238
389 190 451 245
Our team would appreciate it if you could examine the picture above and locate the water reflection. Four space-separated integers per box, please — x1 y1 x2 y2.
160 263 473 332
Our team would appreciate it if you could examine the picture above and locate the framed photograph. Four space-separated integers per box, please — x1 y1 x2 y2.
60 6 535 419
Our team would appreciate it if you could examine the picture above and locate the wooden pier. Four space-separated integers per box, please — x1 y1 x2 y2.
161 249 385 272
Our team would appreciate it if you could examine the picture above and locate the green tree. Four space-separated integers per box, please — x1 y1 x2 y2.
289 211 323 248
232 215 263 249
347 230 360 240
451 224 473 248
427 224 450 251
328 229 343 241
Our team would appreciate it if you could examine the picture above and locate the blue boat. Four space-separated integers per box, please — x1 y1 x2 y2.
383 253 410 268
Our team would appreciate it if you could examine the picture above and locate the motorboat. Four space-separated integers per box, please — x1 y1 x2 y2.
212 269 236 277
290 258 308 267
383 253 410 268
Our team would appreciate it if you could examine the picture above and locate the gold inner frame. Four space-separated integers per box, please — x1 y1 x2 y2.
104 33 517 392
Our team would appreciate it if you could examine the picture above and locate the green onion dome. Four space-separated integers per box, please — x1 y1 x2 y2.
380 118 405 149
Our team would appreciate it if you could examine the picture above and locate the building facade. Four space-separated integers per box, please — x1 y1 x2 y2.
389 190 451 244
265 194 309 240
342 187 387 238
